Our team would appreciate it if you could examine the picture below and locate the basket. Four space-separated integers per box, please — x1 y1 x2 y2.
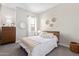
70 42 79 53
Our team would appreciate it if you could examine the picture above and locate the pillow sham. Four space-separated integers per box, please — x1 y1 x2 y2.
39 32 55 39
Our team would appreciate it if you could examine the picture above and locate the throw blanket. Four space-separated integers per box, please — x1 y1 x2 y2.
20 37 40 55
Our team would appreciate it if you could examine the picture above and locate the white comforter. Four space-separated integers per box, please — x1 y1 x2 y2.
19 36 58 56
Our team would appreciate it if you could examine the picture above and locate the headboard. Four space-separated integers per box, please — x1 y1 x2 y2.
44 31 60 40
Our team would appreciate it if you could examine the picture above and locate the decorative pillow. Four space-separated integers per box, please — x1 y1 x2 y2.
39 32 54 39
47 33 54 37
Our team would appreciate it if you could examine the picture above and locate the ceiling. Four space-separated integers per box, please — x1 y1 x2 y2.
1 3 59 14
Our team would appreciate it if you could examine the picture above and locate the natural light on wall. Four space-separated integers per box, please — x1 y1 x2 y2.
5 16 13 26
27 15 37 36
28 16 35 24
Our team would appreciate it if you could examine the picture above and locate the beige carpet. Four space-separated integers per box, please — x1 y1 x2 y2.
0 43 79 56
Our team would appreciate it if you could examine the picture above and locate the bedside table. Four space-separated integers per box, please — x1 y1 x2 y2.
70 42 79 53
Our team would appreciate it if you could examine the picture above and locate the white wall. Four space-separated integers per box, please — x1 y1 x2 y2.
0 4 1 27
1 5 16 26
0 5 40 41
40 3 79 47
16 7 38 41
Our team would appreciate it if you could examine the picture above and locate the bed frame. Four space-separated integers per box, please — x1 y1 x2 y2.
19 31 60 56
44 31 60 40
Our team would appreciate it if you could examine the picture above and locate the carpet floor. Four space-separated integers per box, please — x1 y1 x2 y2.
0 43 79 56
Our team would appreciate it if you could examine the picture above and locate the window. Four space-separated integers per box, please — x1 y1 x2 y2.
27 16 37 36
5 16 13 26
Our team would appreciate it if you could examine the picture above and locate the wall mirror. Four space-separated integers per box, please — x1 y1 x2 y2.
19 22 27 29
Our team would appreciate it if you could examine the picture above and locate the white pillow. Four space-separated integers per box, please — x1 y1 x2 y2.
39 32 54 39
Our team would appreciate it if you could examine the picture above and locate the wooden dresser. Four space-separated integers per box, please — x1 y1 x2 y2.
0 27 16 45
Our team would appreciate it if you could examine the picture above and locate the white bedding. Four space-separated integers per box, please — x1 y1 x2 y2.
19 36 58 56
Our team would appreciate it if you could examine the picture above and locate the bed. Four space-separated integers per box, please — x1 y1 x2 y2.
19 31 60 56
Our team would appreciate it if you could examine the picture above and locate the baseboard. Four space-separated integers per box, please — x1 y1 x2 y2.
58 43 69 48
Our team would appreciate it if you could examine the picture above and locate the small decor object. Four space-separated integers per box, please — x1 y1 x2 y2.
11 23 15 26
45 17 57 28
50 24 53 27
51 17 56 22
46 20 50 25
3 24 5 26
